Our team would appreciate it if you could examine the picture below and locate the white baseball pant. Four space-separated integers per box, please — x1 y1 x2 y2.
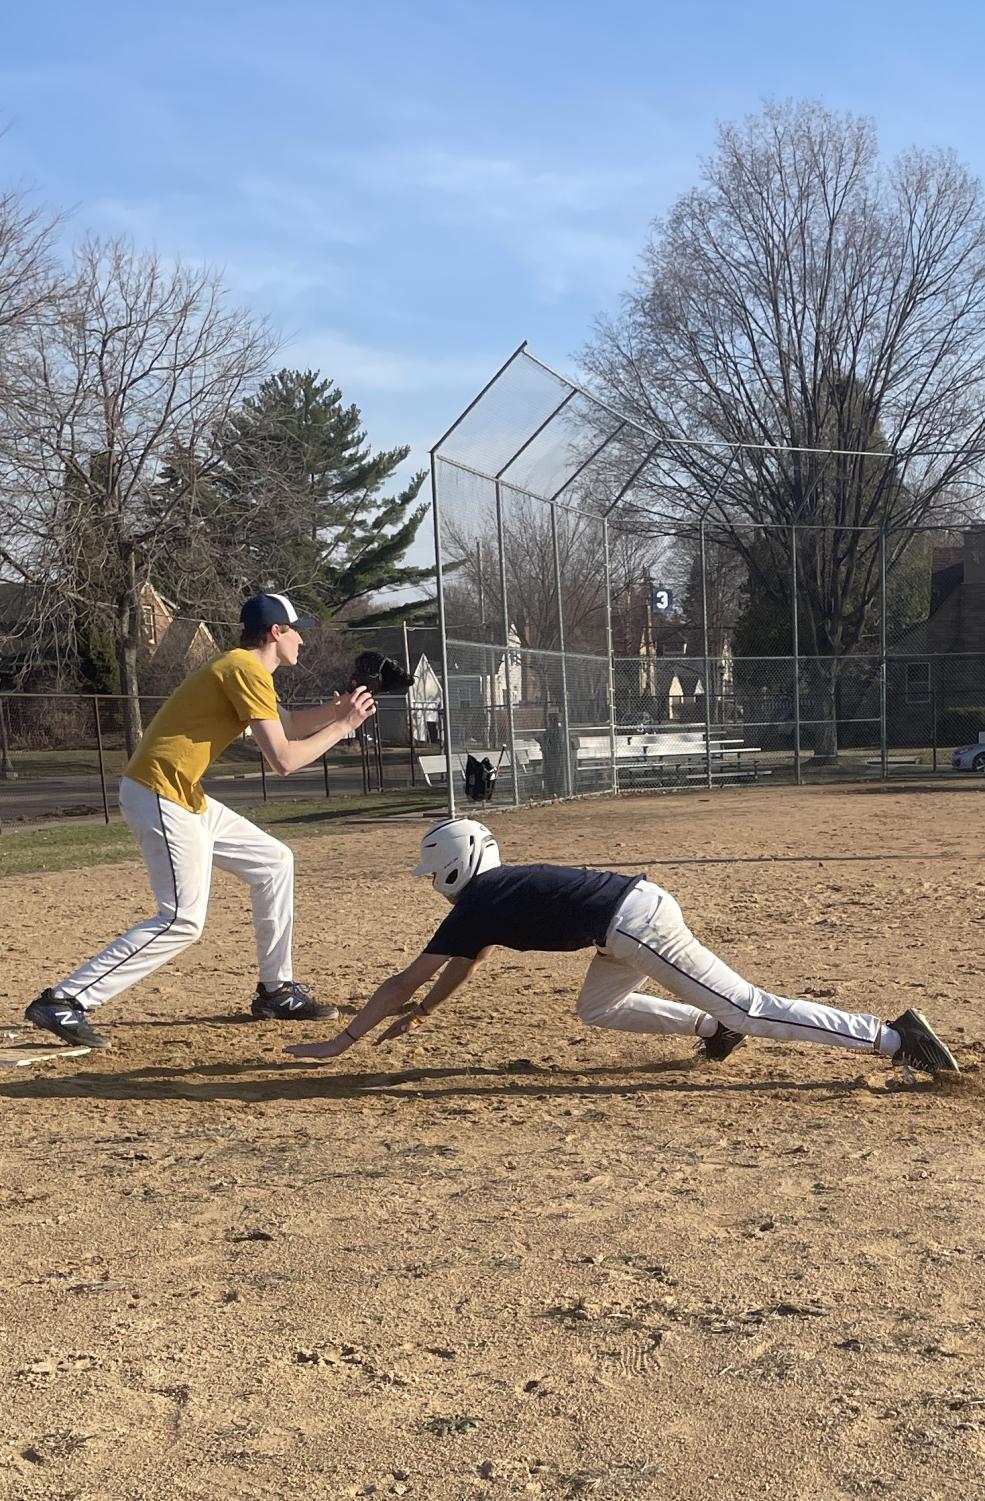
52 777 295 1010
576 880 889 1053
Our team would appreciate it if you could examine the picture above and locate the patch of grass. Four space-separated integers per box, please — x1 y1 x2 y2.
3 748 129 780
421 1413 480 1437
239 788 443 831
0 819 138 877
0 788 445 878
559 1463 659 1497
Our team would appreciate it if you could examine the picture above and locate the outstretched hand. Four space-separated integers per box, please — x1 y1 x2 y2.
374 1009 423 1045
284 1035 353 1062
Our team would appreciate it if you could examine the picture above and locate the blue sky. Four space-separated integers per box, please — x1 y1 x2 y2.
3 0 985 576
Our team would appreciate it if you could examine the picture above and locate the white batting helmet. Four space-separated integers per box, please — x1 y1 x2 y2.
413 817 501 899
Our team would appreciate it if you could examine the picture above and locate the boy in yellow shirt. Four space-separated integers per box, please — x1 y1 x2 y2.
25 593 375 1048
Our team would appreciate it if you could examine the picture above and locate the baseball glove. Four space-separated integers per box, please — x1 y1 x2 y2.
349 651 415 695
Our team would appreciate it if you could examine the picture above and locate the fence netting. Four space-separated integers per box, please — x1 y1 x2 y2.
430 346 985 812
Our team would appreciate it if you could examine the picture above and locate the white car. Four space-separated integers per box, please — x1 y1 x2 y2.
951 742 985 771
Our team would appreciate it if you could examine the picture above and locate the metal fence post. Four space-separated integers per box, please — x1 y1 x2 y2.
93 696 111 824
550 503 573 797
700 519 713 789
603 519 618 793
403 621 416 787
0 696 14 780
879 528 889 780
358 726 370 795
791 524 802 785
430 452 456 816
495 480 521 806
374 726 385 793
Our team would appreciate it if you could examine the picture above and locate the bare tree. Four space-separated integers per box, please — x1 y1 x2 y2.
445 499 668 650
4 239 274 752
0 184 56 344
0 184 61 686
441 494 669 731
585 101 985 756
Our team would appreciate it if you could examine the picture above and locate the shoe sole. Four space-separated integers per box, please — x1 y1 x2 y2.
250 1007 340 1023
700 1031 746 1063
25 1019 110 1049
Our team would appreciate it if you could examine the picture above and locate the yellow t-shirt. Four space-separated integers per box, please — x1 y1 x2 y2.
125 649 279 814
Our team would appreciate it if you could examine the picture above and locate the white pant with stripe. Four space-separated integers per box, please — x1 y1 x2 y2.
54 777 295 1010
576 880 886 1053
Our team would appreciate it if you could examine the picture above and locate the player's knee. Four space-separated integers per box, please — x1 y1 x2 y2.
576 989 607 1026
270 840 293 878
171 909 206 946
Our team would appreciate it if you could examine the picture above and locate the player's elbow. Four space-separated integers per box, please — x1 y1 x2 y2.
266 743 298 776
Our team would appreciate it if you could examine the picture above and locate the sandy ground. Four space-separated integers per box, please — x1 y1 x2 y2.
1 783 984 1501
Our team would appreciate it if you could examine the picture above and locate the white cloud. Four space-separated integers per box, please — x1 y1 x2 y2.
278 329 492 394
78 196 354 311
233 173 366 248
334 144 656 299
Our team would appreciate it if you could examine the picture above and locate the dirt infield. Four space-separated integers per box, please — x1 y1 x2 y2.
2 784 984 1501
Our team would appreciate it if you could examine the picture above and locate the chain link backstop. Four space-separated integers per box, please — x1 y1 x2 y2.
430 345 985 812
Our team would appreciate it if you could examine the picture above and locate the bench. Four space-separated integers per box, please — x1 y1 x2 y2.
618 745 765 789
420 737 766 794
572 733 765 789
862 755 921 778
417 754 448 786
418 749 517 788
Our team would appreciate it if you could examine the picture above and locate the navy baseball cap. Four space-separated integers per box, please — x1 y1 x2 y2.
239 592 316 634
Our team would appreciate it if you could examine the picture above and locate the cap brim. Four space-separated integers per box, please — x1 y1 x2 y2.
294 616 317 630
411 860 430 876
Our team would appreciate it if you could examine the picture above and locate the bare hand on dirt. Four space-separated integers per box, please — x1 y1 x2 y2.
374 1010 422 1044
284 1036 352 1062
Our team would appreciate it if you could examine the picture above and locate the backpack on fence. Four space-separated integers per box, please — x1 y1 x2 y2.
463 746 506 802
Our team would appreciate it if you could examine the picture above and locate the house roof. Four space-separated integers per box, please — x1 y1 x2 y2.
149 616 214 670
929 549 963 616
0 582 33 628
649 660 704 694
892 534 975 654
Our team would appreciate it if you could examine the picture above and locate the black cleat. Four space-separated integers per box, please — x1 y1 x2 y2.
699 1022 746 1062
888 1009 959 1076
250 981 339 1022
24 990 110 1048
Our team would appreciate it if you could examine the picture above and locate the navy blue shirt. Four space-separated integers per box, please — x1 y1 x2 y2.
424 864 643 961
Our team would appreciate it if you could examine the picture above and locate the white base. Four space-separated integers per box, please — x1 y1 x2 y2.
0 1045 92 1067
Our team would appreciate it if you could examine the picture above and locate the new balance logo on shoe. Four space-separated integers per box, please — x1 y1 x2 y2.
250 981 339 1023
24 991 110 1049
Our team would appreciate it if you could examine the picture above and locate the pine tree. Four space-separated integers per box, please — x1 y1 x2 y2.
215 369 432 623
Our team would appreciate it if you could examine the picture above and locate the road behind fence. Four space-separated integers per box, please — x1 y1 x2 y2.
0 690 444 824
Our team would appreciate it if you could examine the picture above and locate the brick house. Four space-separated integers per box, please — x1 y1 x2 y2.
889 528 985 743
0 581 218 692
